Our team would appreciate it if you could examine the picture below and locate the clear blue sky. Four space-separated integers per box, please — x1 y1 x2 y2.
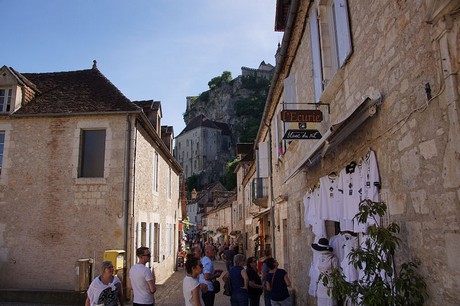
1 0 282 133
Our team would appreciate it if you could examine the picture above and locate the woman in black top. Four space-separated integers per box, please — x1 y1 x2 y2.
246 257 264 306
264 258 291 305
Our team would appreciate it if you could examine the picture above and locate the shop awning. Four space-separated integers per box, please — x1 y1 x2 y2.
250 234 260 240
251 207 271 219
284 89 383 183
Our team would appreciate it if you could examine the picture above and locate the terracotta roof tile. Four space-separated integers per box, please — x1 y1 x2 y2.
14 67 140 115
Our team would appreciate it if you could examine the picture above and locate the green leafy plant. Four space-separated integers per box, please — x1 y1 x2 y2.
208 71 232 89
221 158 238 191
320 199 427 306
185 173 203 194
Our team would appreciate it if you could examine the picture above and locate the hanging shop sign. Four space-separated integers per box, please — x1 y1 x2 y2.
283 129 322 140
281 109 323 122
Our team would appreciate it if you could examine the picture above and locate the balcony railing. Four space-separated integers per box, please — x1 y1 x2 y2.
251 177 268 208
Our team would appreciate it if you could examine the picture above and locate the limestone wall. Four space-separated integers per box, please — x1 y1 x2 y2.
131 124 180 284
267 0 459 304
0 115 127 290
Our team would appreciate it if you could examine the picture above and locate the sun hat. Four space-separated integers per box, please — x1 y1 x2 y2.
311 238 333 252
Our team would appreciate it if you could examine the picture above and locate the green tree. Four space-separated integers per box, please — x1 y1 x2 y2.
235 95 267 142
235 75 270 142
208 71 232 89
185 173 202 194
320 199 427 305
221 158 238 191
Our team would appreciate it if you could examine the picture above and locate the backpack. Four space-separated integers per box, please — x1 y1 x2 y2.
223 276 232 296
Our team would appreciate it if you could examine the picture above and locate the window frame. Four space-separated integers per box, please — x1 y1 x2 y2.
0 88 13 113
78 129 106 178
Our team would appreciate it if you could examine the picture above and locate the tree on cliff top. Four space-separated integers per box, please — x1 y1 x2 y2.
208 71 232 89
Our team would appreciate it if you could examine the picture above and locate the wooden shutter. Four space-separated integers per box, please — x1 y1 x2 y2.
310 7 323 103
256 141 269 178
334 0 352 67
283 75 297 106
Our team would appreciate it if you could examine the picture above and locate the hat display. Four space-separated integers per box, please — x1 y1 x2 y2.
311 238 332 252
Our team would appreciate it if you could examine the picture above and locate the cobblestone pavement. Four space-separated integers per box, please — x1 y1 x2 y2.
0 260 234 306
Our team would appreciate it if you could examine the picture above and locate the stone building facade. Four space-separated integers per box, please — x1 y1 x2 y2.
244 0 460 305
175 114 233 184
0 64 181 296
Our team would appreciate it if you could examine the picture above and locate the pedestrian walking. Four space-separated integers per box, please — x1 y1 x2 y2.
247 257 264 306
86 261 124 306
183 254 206 306
130 247 156 306
224 244 236 271
260 249 272 306
200 244 223 306
223 254 248 306
264 258 292 306
192 245 202 259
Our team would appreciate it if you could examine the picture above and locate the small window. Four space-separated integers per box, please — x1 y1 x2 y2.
0 89 13 113
78 130 106 178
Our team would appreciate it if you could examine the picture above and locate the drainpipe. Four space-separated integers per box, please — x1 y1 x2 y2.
122 113 132 297
123 114 131 253
264 122 276 257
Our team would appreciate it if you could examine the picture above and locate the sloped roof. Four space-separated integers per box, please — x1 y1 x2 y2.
133 100 162 116
177 114 231 137
5 66 39 92
275 0 291 32
13 67 140 115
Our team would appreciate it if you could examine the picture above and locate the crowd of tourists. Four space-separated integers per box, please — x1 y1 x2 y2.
182 239 292 306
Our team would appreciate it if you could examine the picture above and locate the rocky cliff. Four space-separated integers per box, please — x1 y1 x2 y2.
183 65 273 144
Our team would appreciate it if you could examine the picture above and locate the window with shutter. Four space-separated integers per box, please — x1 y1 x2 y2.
310 7 323 103
310 0 352 98
283 75 297 107
329 0 352 69
256 141 269 178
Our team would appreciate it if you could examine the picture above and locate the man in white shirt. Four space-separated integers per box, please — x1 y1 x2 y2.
129 247 156 306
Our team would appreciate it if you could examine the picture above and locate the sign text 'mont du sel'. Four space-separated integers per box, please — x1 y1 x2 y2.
283 129 322 140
